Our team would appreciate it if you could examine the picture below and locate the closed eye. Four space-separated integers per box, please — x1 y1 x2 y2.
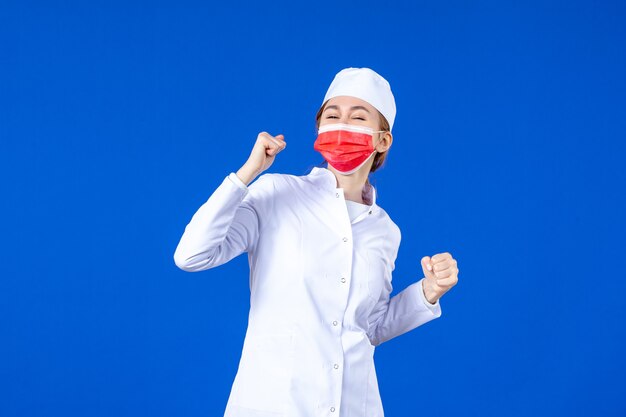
326 116 366 120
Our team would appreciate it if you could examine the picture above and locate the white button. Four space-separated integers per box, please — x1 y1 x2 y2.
340 277 346 283
342 237 348 242
335 192 339 198
332 320 338 326
368 210 372 215
333 363 339 369
330 407 336 412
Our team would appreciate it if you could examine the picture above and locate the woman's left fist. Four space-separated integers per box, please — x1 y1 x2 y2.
420 252 459 304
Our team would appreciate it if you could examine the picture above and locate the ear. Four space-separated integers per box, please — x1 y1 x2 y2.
376 132 393 152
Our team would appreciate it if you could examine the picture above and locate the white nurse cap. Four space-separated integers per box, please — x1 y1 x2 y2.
321 67 397 132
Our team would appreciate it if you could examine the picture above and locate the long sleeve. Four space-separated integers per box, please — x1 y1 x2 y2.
173 172 275 272
417 278 441 312
366 228 442 347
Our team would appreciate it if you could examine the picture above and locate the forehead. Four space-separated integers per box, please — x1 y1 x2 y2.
325 96 376 112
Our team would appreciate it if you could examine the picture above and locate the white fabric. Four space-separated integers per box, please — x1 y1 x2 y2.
173 166 442 417
345 200 370 223
322 67 397 131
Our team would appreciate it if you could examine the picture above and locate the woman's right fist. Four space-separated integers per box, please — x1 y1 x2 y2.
237 132 287 185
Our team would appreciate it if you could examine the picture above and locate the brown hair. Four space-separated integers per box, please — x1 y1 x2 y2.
315 100 391 181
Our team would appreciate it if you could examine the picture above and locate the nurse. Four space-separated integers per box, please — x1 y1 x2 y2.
174 67 459 417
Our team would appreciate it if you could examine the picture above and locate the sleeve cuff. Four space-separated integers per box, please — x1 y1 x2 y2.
227 172 249 191
418 278 441 313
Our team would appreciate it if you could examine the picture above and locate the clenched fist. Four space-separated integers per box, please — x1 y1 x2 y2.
421 252 459 304
237 132 287 185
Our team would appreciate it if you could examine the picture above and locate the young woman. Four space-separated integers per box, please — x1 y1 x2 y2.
174 67 459 417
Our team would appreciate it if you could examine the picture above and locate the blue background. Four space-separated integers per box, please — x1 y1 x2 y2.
1 1 625 416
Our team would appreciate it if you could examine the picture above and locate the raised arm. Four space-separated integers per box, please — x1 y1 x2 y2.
173 172 274 271
173 131 287 272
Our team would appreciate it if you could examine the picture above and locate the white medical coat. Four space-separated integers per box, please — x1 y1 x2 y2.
173 166 442 417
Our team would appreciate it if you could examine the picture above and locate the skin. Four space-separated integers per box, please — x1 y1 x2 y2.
235 96 458 304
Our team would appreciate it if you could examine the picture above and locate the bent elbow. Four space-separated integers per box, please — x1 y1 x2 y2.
173 246 221 272
173 249 198 272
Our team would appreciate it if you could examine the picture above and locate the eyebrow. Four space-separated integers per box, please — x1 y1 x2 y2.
323 105 371 114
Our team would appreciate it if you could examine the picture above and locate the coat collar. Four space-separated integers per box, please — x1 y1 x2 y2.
309 166 379 210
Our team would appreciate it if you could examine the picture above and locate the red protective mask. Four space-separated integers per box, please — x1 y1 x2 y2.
314 123 385 175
